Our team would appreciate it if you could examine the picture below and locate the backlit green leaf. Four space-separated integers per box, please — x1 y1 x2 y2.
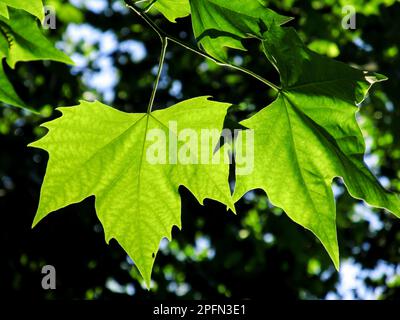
189 0 292 60
0 9 73 68
150 0 191 22
0 0 44 21
0 8 73 110
0 54 28 109
31 97 234 287
233 25 400 268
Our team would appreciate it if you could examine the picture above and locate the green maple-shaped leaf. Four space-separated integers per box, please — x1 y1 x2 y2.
0 8 73 110
0 0 44 21
189 0 292 60
31 97 234 286
233 25 400 268
0 9 73 68
146 0 191 22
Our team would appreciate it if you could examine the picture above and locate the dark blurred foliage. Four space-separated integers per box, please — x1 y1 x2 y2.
0 0 399 300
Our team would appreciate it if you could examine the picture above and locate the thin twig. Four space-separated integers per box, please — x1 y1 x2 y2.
167 37 280 91
147 37 168 113
127 2 164 41
125 1 281 92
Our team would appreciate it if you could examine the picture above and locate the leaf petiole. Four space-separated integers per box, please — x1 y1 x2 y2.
147 37 168 113
125 1 280 92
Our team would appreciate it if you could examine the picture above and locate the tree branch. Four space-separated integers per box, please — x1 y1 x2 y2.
124 1 281 92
